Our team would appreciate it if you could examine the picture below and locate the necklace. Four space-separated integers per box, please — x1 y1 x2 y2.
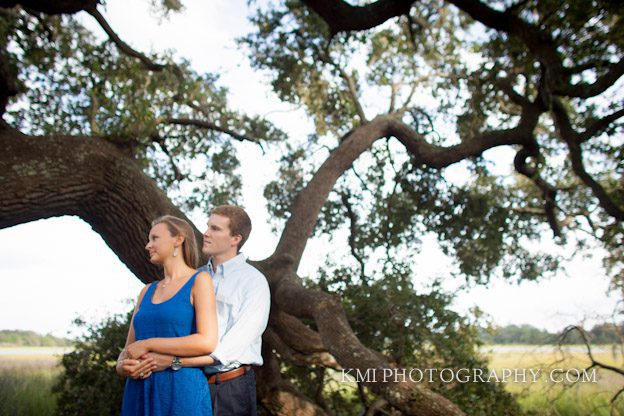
160 277 173 288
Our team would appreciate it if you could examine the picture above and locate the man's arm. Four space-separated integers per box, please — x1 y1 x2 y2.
146 272 271 372
210 273 270 368
142 352 215 372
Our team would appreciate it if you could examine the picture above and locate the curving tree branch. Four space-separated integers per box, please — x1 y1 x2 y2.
555 59 624 98
299 0 415 35
164 117 264 146
301 0 624 112
551 99 624 221
514 148 561 236
85 6 184 82
273 108 539 270
265 275 465 415
580 107 624 143
0 0 97 14
262 103 548 413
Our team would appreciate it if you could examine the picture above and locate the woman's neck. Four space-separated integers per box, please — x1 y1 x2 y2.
162 257 193 280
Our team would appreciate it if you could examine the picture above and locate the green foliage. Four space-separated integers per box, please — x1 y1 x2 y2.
480 325 557 345
1 9 287 212
0 330 73 347
247 0 623 286
299 260 524 416
400 161 562 282
587 322 622 344
242 1 362 136
480 322 624 345
264 145 307 231
53 311 131 416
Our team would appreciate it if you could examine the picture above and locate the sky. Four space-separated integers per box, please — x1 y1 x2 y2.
0 0 620 338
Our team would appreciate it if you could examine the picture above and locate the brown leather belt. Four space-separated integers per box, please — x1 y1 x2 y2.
207 365 251 384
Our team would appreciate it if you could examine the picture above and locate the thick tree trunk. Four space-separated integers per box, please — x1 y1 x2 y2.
0 125 192 281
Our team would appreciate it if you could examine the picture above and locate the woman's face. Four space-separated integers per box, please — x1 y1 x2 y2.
145 223 176 264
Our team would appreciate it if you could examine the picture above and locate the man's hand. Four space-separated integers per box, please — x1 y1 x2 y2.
141 352 173 373
116 356 156 380
126 340 150 359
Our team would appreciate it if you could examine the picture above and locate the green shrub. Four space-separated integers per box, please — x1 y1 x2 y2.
53 310 132 416
302 263 527 416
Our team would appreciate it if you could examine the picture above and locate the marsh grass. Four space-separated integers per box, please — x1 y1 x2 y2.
483 345 624 416
2 346 624 415
0 352 61 416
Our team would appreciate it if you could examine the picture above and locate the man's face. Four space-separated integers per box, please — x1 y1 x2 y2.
202 214 240 258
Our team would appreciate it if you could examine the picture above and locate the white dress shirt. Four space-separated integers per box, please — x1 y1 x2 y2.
199 253 271 373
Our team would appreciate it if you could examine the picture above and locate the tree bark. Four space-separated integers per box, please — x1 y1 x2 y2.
0 125 193 281
300 0 414 35
0 0 97 15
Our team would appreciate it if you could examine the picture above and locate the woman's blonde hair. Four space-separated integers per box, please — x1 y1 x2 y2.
151 215 199 269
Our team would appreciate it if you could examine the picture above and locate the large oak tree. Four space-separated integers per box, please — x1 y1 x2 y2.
0 0 622 414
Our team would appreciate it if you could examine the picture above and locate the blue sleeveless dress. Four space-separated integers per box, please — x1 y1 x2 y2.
121 272 212 416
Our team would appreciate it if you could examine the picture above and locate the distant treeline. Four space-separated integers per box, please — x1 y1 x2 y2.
0 330 73 347
480 323 623 345
1 324 620 347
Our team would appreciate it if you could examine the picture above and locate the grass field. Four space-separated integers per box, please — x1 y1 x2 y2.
482 345 624 416
0 349 64 416
1 345 623 415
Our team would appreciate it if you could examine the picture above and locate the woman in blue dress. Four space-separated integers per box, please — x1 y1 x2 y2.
116 215 217 416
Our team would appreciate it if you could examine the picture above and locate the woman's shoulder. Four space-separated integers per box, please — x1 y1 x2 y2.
135 282 155 309
141 281 157 294
193 270 213 286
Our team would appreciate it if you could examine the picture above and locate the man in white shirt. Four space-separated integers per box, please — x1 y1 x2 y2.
144 205 271 415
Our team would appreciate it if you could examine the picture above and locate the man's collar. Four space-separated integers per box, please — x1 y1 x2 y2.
207 253 246 276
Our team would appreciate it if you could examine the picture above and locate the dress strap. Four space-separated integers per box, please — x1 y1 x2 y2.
177 270 202 301
138 281 158 309
186 270 201 287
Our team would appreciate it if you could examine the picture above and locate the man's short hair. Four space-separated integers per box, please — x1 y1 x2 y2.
211 205 252 251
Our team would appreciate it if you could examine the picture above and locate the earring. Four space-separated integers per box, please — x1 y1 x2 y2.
173 247 178 257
